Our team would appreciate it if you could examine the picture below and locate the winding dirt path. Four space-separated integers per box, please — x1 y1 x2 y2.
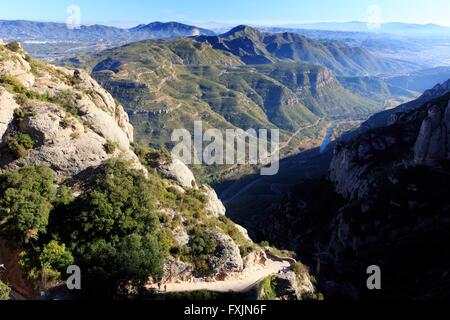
148 256 291 293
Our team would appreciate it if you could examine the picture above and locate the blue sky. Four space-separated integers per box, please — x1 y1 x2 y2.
0 0 449 27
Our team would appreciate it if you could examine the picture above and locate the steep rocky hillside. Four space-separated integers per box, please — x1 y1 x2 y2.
361 78 450 134
0 43 141 175
242 85 450 299
324 93 450 299
0 42 316 299
339 76 418 107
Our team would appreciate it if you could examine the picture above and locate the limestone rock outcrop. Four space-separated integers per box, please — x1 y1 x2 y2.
157 158 197 189
202 185 226 217
0 88 20 138
330 97 450 200
162 257 194 283
414 101 450 164
208 231 244 275
0 42 143 177
271 271 315 300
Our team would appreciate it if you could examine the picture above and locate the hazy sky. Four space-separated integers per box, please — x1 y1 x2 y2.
0 0 449 28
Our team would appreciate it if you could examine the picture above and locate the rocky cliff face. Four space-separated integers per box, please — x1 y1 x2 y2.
311 68 336 92
0 42 142 177
414 101 450 164
325 91 450 299
330 94 450 199
253 86 450 300
422 78 450 99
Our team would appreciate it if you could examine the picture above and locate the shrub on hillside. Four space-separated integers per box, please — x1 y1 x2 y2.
0 281 11 300
6 41 21 52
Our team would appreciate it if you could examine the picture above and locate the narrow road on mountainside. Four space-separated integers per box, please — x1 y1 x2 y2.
148 255 291 293
278 118 323 153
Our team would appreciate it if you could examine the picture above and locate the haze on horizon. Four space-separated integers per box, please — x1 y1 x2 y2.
0 0 449 29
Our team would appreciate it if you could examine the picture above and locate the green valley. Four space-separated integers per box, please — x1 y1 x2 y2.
60 27 403 181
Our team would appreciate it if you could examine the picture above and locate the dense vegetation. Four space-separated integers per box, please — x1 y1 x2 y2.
0 165 56 245
0 281 11 300
0 161 169 297
0 154 256 296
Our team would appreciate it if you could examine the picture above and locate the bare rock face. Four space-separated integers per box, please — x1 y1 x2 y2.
329 141 374 200
314 68 336 91
157 158 197 189
0 44 35 88
162 257 193 283
271 271 315 300
202 185 226 217
14 102 110 175
0 43 144 177
414 101 450 165
234 223 252 242
172 226 190 246
74 69 134 143
0 88 20 138
208 231 244 275
330 99 450 200
243 248 268 269
329 132 400 200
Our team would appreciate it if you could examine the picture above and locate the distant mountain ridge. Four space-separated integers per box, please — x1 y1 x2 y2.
0 20 216 42
129 21 215 37
276 21 450 37
196 25 418 76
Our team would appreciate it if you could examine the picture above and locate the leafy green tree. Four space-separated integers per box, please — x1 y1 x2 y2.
189 228 217 272
56 160 167 296
8 132 34 159
0 165 56 244
40 240 74 276
0 281 11 300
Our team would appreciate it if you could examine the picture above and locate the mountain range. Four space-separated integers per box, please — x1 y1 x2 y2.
56 24 450 182
4 19 449 71
0 20 215 42
60 26 405 175
276 21 450 37
196 25 417 76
